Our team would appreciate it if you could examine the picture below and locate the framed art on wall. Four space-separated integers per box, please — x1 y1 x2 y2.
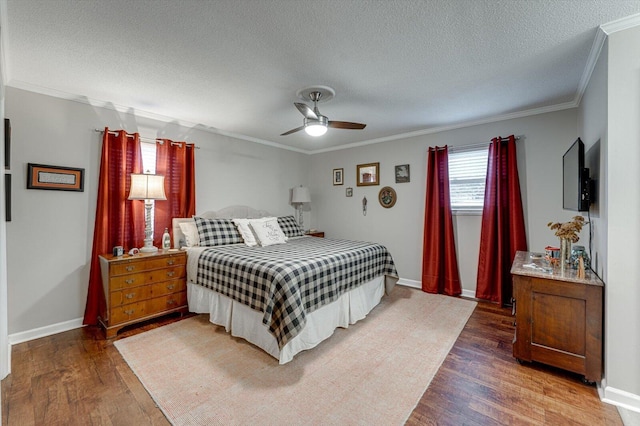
4 118 10 170
356 162 379 186
27 163 85 192
346 187 353 197
395 164 410 183
333 168 344 185
379 186 397 208
5 173 10 221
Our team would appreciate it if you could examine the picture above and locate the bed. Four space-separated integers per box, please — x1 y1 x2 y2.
172 206 398 364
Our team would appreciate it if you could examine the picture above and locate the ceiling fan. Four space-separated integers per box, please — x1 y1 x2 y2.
281 86 366 137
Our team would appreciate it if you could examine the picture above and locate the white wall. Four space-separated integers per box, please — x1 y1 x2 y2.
4 87 310 335
601 25 640 406
310 109 581 294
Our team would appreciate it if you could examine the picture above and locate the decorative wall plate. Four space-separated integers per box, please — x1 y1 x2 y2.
378 186 396 208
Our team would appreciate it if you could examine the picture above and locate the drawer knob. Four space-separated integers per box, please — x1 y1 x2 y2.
124 309 135 315
167 260 175 265
167 284 175 290
125 293 135 299
126 266 135 272
167 271 175 277
125 279 135 284
167 299 176 306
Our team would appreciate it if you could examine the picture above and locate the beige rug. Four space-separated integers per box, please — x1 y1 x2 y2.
114 286 476 425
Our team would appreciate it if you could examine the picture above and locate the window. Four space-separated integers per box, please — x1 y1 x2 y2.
448 146 489 212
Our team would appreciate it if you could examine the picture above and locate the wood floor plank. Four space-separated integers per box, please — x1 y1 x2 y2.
2 302 622 425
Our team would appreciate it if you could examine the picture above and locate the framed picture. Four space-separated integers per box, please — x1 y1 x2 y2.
4 118 10 170
395 164 410 183
27 163 85 192
333 168 344 185
356 162 379 186
346 187 353 197
378 186 397 208
4 173 10 221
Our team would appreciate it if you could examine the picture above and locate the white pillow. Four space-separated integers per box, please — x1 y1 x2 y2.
249 217 288 247
179 221 200 247
232 218 259 247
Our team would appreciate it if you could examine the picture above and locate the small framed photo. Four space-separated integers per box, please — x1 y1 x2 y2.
346 187 353 197
379 186 397 208
395 164 410 183
333 168 344 185
27 163 85 192
357 162 379 186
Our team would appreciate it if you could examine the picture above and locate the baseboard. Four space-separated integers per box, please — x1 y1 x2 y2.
396 278 477 300
8 317 85 346
397 278 420 288
599 378 640 413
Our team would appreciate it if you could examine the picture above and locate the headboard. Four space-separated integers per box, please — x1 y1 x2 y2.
172 205 271 248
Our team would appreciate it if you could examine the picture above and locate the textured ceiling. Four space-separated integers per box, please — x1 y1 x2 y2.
3 0 640 152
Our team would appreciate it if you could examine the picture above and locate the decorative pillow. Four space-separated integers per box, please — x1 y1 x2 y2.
179 221 200 247
249 217 288 247
194 217 244 246
277 215 305 238
232 218 259 247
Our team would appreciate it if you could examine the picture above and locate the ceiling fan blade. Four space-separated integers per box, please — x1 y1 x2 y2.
328 121 366 130
294 102 318 120
280 125 305 136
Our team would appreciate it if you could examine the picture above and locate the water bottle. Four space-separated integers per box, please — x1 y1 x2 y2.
162 228 171 250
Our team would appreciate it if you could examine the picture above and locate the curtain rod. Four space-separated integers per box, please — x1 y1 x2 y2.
94 129 200 148
449 136 521 153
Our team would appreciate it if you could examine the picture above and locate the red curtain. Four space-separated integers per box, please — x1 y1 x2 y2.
422 146 461 296
153 139 196 247
475 135 527 306
83 129 144 325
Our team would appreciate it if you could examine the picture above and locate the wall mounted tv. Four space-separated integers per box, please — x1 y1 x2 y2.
563 137 590 211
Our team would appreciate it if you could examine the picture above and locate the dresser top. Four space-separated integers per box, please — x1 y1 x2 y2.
511 250 604 287
100 249 185 263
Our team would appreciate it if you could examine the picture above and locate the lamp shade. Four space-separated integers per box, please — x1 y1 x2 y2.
128 173 167 200
292 186 311 203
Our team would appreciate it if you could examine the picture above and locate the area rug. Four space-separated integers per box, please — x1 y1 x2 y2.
114 286 476 425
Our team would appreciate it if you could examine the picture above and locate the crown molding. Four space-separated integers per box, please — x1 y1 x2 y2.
600 12 640 35
574 27 608 108
6 80 311 155
309 101 578 154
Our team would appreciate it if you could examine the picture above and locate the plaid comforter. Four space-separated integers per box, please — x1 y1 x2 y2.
196 237 398 349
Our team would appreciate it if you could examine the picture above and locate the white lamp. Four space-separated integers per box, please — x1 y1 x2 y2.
292 185 311 230
128 173 167 253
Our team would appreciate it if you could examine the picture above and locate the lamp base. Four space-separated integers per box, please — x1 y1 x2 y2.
139 237 158 253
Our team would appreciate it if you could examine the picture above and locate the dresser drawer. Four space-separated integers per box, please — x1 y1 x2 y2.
150 279 187 297
109 265 186 291
147 265 186 283
110 286 152 307
109 254 186 276
110 301 148 325
147 292 187 314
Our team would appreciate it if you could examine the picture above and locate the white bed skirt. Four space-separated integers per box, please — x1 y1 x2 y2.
187 276 388 364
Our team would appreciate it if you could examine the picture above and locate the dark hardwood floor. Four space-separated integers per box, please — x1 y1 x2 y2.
2 301 622 425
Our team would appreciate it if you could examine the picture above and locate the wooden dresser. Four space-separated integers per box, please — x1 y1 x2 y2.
98 250 188 338
511 251 603 383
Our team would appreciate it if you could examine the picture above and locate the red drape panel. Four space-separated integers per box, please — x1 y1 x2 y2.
422 146 461 296
153 140 196 247
83 129 143 325
475 135 527 306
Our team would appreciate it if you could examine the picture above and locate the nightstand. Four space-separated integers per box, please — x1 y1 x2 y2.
98 250 188 338
306 231 324 237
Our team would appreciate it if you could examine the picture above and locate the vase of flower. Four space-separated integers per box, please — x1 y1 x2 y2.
560 237 571 270
547 216 587 272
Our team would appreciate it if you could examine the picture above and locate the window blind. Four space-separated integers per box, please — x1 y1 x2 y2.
448 147 489 211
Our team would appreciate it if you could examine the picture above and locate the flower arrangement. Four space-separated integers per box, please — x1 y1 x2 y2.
547 215 586 243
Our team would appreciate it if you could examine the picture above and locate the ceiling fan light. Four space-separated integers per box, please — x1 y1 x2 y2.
305 123 328 136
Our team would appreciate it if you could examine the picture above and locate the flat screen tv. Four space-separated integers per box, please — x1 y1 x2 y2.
563 138 590 211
